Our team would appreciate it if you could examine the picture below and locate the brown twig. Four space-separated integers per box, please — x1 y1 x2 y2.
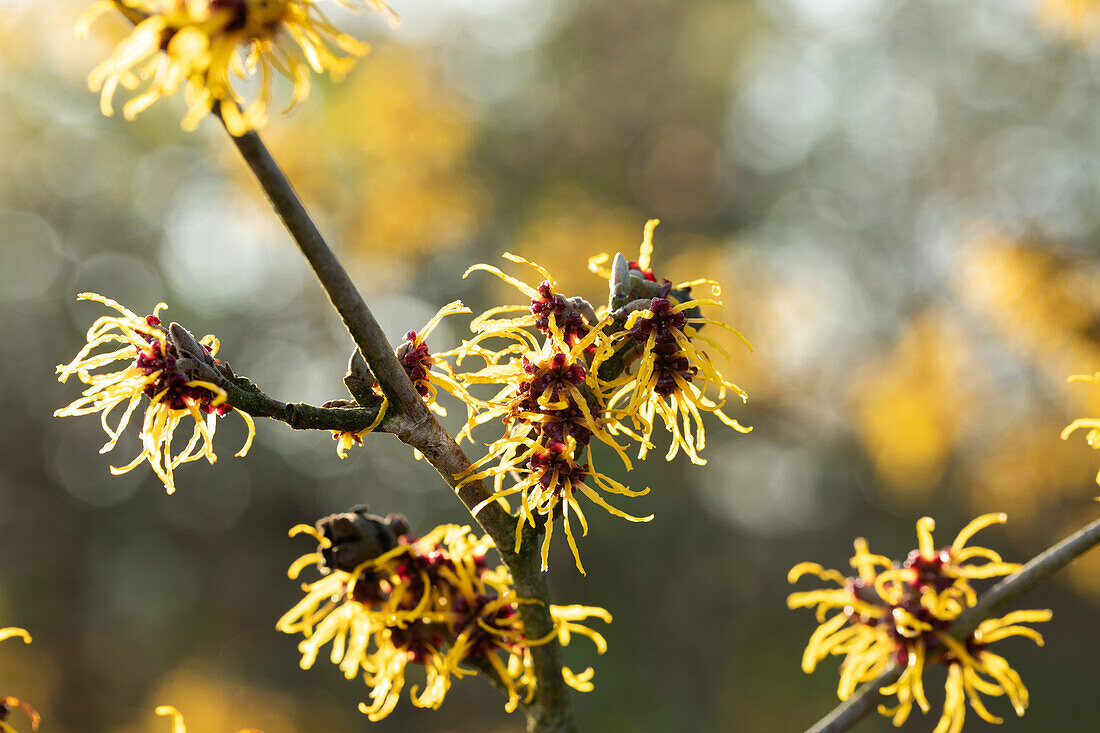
220 376 384 432
221 121 577 732
804 513 1100 733
950 514 1100 638
804 667 901 733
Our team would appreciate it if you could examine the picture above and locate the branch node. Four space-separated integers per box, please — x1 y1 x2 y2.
345 348 382 408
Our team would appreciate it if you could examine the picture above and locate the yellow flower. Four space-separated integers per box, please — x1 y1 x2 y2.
787 540 899 701
871 514 1021 621
1 628 39 733
331 398 387 459
77 0 395 135
464 253 598 350
278 510 609 720
396 300 480 417
456 230 750 572
788 515 1043 730
590 221 752 465
154 705 262 733
55 293 255 494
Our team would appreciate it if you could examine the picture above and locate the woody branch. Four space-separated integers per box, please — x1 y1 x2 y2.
221 120 578 733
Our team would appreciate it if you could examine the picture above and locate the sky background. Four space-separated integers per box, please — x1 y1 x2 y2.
2 0 1100 731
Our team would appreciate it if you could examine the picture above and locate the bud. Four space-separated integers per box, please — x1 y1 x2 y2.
315 505 410 574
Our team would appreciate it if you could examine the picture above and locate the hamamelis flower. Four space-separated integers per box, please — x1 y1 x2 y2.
589 221 752 465
77 0 395 135
787 539 898 699
154 705 262 733
595 297 751 465
927 611 1052 733
396 300 480 416
877 610 1052 732
55 293 254 494
464 254 598 352
458 322 650 574
278 508 609 720
1061 372 1100 486
457 252 661 573
788 514 1045 731
0 628 39 733
329 394 388 459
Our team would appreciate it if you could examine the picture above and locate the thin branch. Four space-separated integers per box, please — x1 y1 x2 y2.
218 121 511 528
220 125 418 417
221 376 383 432
805 667 901 733
804 513 1100 733
220 121 577 732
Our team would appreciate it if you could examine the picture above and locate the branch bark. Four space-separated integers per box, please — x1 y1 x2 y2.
804 667 901 733
221 121 577 732
803 513 1100 733
950 513 1100 639
220 376 383 432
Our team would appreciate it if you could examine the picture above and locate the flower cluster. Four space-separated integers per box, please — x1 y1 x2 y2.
55 224 750 573
78 0 395 135
55 293 254 494
0 628 38 733
459 307 650 574
788 514 1049 733
277 507 610 720
155 705 261 733
454 221 750 572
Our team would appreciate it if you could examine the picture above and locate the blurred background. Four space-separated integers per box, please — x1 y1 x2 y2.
2 0 1100 730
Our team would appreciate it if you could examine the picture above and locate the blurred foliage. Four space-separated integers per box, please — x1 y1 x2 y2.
850 309 981 498
1038 0 1100 43
3 0 1100 731
265 46 487 265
